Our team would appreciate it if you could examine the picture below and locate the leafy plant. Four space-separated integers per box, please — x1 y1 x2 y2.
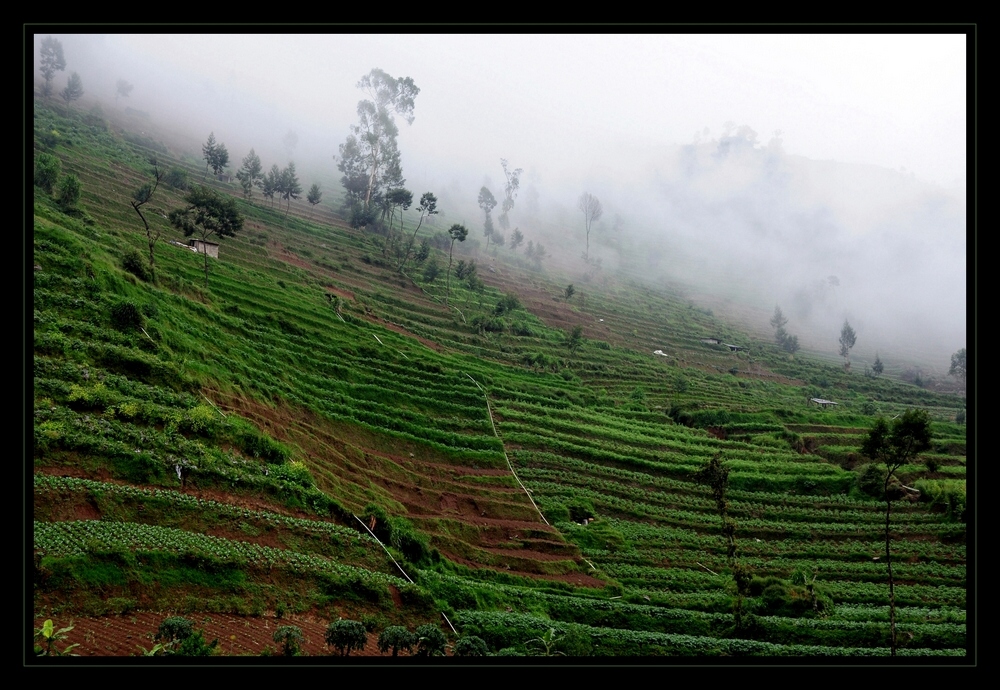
414 624 447 656
34 619 80 656
164 167 189 190
109 299 145 331
273 625 304 656
122 247 151 281
526 627 565 657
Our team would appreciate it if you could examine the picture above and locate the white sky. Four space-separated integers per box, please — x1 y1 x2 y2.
95 32 967 189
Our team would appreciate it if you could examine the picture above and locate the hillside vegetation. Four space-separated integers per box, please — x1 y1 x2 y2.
31 99 968 659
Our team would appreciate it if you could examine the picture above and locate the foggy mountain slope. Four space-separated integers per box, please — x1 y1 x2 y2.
535 134 969 371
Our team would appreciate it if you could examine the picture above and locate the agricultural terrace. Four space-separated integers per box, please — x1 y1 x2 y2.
31 99 968 658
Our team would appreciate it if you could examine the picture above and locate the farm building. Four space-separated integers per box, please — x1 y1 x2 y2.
189 239 220 258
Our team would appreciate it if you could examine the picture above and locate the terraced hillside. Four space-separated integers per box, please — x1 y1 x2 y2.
30 100 969 659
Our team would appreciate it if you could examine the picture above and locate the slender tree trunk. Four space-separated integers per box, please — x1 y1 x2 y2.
885 470 897 657
446 241 455 306
397 212 425 272
147 236 156 282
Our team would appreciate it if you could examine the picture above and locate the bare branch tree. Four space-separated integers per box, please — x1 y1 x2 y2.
578 192 603 260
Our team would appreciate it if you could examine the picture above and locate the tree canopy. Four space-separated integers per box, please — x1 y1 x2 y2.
168 185 244 286
235 149 263 200
446 223 469 305
498 158 523 232
279 162 302 216
949 348 966 382
478 186 497 250
861 409 932 473
60 72 83 105
115 78 133 105
859 408 932 657
839 320 857 369
337 68 419 210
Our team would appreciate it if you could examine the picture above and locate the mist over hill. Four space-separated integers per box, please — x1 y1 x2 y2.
33 32 967 374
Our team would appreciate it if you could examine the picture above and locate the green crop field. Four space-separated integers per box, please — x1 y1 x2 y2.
30 97 969 661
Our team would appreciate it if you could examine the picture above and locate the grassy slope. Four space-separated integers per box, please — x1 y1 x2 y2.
30 99 969 658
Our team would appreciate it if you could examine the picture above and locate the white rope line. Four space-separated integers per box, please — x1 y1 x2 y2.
353 514 415 584
464 373 549 526
440 612 457 635
201 393 227 418
372 333 410 359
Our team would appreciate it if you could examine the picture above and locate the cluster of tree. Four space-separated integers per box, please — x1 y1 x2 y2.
136 616 218 656
524 240 548 271
479 159 525 253
233 148 310 218
337 69 418 223
39 35 83 106
769 306 800 354
949 347 966 383
323 620 460 657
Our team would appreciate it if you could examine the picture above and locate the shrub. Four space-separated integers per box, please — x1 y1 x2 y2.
109 300 145 331
325 619 368 656
34 153 61 193
57 174 81 210
273 625 304 656
173 630 219 656
414 624 447 656
377 626 417 657
164 167 189 190
494 292 521 316
567 497 596 523
422 259 441 283
453 635 488 657
122 247 151 281
156 616 194 644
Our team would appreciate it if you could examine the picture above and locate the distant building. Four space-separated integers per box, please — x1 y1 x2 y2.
810 398 839 408
189 239 220 258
